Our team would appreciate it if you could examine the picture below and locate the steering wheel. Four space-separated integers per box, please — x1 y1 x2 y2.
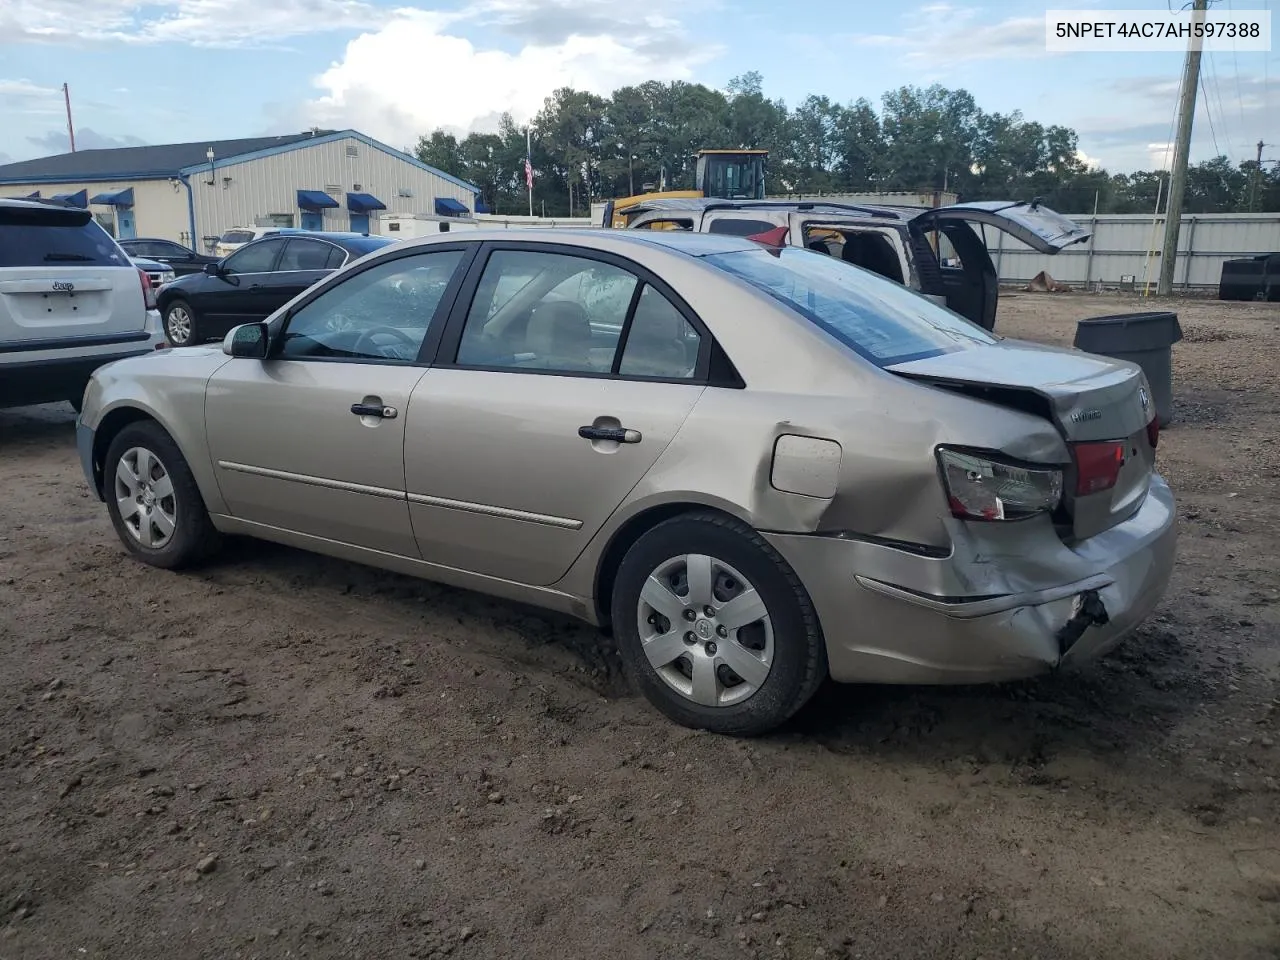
351 325 419 356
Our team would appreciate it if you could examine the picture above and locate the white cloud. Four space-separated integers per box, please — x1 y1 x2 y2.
0 78 64 116
1075 149 1101 170
845 6 1048 65
304 4 717 144
0 0 386 47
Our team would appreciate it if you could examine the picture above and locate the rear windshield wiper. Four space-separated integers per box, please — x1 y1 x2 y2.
42 253 95 262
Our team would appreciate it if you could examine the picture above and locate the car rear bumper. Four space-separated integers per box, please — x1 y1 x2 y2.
0 312 165 409
761 475 1178 684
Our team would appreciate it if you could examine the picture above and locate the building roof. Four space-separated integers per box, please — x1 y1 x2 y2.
0 133 319 182
0 128 480 195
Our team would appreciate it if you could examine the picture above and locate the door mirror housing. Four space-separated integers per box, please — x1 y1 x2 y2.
223 322 269 359
204 261 222 277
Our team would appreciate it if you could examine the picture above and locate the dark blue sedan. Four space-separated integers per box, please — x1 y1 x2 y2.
155 231 395 346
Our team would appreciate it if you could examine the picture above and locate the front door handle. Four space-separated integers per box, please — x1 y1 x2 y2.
578 425 641 443
351 401 397 419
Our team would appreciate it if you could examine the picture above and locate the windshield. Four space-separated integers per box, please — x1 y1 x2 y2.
704 246 997 367
222 230 253 244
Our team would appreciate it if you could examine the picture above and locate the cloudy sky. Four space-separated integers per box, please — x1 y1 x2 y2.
1 0 1276 173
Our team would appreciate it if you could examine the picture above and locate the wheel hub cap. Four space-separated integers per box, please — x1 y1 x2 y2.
636 553 775 708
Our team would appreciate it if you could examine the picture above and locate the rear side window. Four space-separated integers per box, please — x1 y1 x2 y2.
0 205 130 268
706 218 779 237
706 246 997 367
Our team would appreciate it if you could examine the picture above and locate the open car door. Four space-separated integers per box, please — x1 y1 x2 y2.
914 199 1091 254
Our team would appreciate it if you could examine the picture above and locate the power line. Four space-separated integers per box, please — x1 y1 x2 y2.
1199 71 1222 156
1227 0 1247 132
1205 50 1232 155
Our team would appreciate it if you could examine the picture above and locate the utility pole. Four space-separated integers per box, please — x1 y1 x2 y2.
1250 139 1266 211
62 83 76 153
1156 0 1208 296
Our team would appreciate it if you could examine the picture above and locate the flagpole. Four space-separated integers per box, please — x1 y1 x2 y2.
526 127 533 217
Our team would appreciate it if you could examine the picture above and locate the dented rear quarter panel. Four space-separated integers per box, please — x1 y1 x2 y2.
556 252 1072 598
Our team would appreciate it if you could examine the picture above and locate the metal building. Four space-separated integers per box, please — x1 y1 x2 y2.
988 212 1280 290
0 129 479 252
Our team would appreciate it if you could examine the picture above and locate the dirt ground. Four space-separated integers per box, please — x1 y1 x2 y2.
2 292 1279 960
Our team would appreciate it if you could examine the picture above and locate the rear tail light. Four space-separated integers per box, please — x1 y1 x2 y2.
937 447 1063 521
137 267 156 310
1072 441 1125 495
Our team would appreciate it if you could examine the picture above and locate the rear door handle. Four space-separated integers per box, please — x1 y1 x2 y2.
351 401 397 419
578 425 641 443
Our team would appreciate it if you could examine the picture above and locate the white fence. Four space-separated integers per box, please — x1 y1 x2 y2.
986 213 1280 290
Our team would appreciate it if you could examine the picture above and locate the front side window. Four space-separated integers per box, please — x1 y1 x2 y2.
278 249 464 362
222 238 283 275
455 250 638 374
705 246 997 367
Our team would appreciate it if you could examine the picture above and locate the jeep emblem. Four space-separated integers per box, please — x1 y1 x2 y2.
52 281 74 292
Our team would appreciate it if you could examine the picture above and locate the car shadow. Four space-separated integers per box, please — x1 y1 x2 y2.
0 402 78 446
207 535 629 698
781 622 1212 773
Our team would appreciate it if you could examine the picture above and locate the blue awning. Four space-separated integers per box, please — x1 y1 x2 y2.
90 188 134 206
434 197 470 216
345 192 386 213
297 189 339 210
52 189 88 207
475 199 492 213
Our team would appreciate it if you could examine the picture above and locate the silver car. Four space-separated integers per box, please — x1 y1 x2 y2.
75 229 1176 735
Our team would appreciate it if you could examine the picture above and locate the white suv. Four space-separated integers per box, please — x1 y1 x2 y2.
1 198 165 412
212 226 299 258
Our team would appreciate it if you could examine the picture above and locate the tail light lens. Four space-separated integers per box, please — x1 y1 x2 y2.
137 267 156 310
1072 441 1125 495
938 448 1063 521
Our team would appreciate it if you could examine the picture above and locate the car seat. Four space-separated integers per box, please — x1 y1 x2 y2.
621 293 693 377
525 300 594 370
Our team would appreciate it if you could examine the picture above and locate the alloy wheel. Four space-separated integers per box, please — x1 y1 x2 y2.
166 305 193 345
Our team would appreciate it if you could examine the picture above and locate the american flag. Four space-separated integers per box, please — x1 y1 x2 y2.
524 155 533 191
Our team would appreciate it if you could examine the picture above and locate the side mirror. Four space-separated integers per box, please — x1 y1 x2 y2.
204 261 222 277
223 322 269 359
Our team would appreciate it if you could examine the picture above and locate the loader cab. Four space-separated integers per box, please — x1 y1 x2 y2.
695 150 768 200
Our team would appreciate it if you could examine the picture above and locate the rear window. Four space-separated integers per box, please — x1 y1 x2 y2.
704 246 997 367
221 230 253 244
0 205 131 268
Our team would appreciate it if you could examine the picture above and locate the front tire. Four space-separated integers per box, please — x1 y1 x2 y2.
163 298 200 346
103 421 222 569
611 511 827 736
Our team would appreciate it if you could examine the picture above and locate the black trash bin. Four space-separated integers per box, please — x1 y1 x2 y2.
1073 311 1182 427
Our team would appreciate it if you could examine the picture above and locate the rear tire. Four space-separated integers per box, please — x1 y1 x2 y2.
611 511 827 736
163 298 200 346
103 420 222 569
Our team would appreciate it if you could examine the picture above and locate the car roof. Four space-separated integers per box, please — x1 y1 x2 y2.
386 228 761 259
627 197 930 222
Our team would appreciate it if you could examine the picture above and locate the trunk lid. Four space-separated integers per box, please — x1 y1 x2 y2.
887 338 1156 540
914 200 1091 254
0 201 145 345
